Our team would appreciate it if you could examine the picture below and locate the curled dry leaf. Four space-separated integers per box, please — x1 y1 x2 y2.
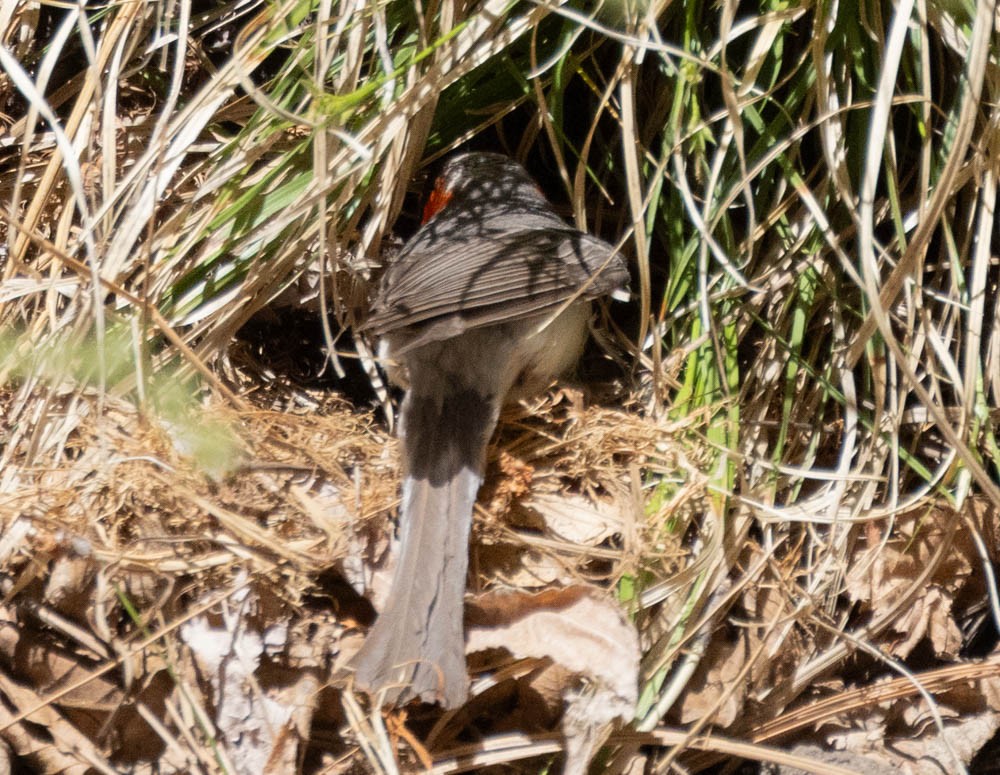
674 633 745 727
521 488 623 546
844 505 974 660
466 586 639 773
466 586 639 705
892 707 1000 772
813 667 1000 774
821 697 999 774
892 585 963 660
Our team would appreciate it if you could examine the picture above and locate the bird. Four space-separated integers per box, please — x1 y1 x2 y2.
351 151 629 709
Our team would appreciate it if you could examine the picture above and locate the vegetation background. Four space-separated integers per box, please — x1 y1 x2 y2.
2 0 1000 772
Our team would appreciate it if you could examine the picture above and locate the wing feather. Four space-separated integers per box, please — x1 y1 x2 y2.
370 215 628 340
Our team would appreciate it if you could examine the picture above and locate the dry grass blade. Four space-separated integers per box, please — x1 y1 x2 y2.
0 668 113 775
754 656 1000 743
431 729 863 775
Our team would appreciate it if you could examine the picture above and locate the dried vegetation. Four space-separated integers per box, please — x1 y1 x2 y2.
3 0 1000 772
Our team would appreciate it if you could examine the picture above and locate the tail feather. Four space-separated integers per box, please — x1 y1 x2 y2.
352 387 497 708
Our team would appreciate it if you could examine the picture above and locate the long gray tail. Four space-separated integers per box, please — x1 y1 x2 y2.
352 386 497 708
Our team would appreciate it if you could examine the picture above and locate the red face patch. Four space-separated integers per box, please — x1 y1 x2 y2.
422 177 453 224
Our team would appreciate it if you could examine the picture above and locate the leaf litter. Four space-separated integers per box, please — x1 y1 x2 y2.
5 342 999 773
0 335 694 772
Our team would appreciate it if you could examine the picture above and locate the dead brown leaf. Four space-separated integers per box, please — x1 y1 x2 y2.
466 586 639 773
673 634 745 727
844 505 975 660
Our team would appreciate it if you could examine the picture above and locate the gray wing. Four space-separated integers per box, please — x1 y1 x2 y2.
369 216 628 341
